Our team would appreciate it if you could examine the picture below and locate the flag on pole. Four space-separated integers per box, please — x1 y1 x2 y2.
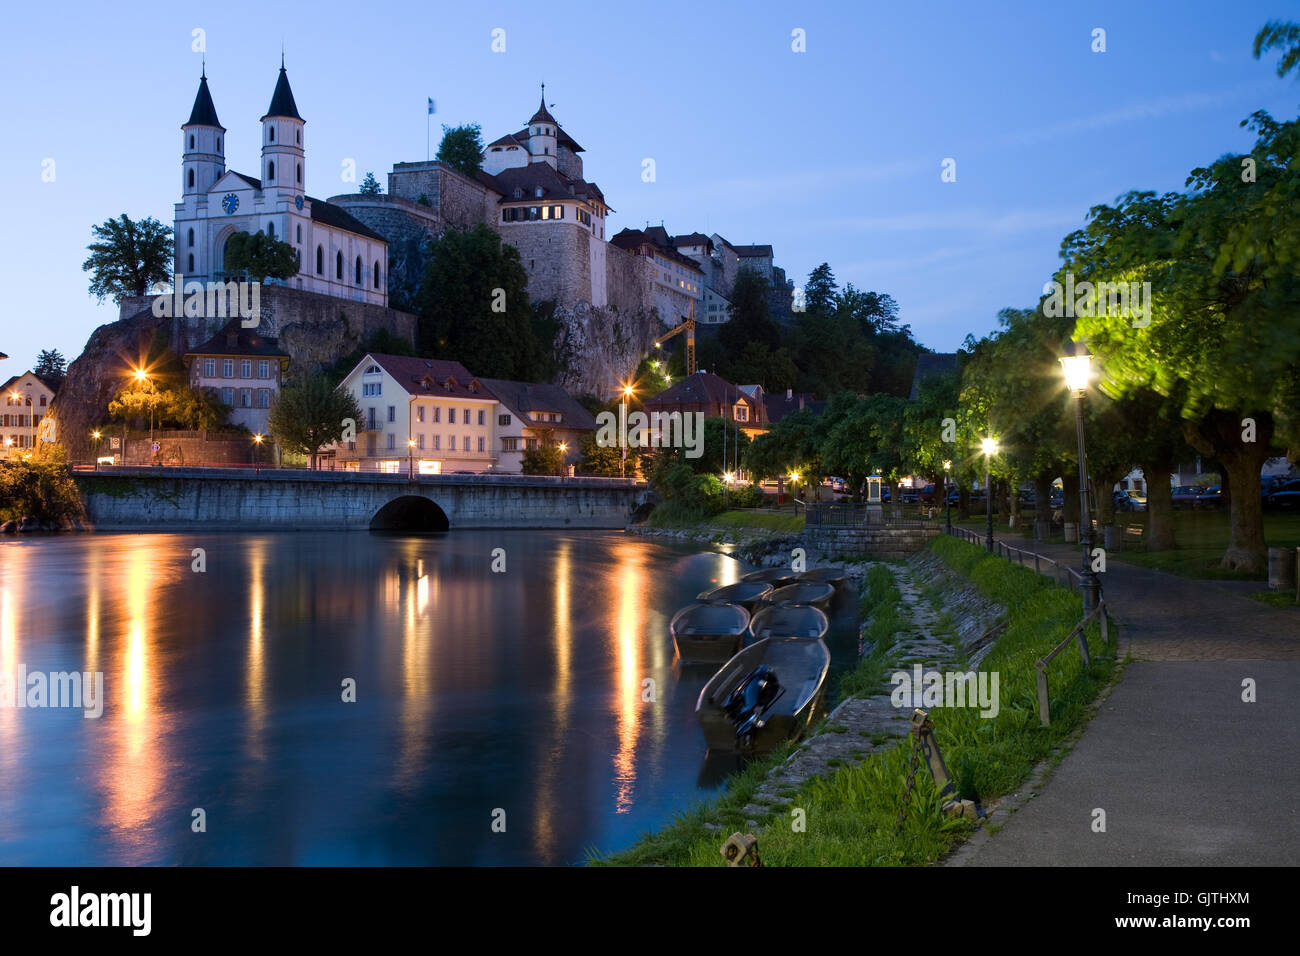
428 98 436 115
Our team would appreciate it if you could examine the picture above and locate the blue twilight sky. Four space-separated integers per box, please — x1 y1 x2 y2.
1 0 1297 374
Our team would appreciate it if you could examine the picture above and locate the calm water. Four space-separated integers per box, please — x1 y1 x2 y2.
0 531 857 865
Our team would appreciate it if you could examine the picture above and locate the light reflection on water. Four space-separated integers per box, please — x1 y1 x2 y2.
0 531 855 865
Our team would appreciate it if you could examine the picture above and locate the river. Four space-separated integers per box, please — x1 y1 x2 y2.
0 531 858 865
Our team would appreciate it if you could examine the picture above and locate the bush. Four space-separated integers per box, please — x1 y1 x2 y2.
0 449 84 523
727 483 765 508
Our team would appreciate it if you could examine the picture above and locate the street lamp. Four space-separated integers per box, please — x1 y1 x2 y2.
981 437 998 552
133 367 155 465
943 459 952 533
558 442 567 478
1060 340 1101 612
620 382 635 479
408 438 416 479
252 433 264 468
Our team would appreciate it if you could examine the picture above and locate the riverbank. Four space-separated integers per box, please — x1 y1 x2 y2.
592 535 1118 866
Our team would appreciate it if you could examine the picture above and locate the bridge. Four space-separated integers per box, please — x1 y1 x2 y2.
73 467 642 531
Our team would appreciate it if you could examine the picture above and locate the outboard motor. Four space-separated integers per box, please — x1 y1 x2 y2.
723 665 785 747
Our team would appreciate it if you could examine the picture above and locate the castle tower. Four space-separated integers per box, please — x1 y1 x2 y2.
182 68 225 197
261 59 305 197
527 85 558 170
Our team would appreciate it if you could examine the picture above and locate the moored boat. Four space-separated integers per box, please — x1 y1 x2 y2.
696 638 831 752
796 567 848 588
764 581 836 610
669 602 751 664
697 581 775 610
740 567 800 588
748 603 829 641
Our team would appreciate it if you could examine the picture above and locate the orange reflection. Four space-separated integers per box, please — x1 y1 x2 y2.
611 539 647 813
245 538 267 762
394 543 436 790
532 537 572 861
0 556 21 784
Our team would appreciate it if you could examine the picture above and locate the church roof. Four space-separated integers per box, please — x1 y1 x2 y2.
185 73 224 130
489 125 585 154
222 170 387 243
263 65 303 121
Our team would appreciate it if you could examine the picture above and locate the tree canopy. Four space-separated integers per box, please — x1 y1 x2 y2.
436 124 486 177
83 214 174 302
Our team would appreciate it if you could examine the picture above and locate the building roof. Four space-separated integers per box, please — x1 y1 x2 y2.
185 73 224 130
733 244 774 258
672 232 712 249
528 92 558 127
2 372 58 396
487 163 607 211
263 65 303 121
184 317 289 359
908 352 960 400
611 228 704 272
478 378 598 430
225 171 386 242
765 391 826 423
644 371 758 409
362 354 491 399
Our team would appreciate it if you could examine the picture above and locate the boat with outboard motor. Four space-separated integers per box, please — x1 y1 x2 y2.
696 637 831 752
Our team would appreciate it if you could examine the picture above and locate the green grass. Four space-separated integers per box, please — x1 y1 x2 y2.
592 536 1116 867
1251 590 1299 609
647 507 805 534
954 510 1300 581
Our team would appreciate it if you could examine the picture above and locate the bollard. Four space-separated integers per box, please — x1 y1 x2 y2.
1267 547 1297 592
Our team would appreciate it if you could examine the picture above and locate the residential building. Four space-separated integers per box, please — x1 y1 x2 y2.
672 233 732 323
610 226 705 322
643 370 769 439
478 378 598 473
183 317 290 435
332 353 497 473
1 372 56 457
765 389 826 424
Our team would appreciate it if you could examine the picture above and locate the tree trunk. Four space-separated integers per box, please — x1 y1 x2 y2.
1143 462 1176 551
958 486 970 520
1062 473 1080 526
1034 473 1052 540
1008 478 1020 530
1186 413 1272 573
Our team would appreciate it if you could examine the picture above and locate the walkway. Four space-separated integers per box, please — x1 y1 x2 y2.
948 533 1300 866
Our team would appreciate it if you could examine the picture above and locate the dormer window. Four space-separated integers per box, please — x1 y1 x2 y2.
534 186 544 199
513 187 523 200
363 364 381 375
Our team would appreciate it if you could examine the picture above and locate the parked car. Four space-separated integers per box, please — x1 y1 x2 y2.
917 483 938 503
902 487 919 504
1267 479 1300 509
1172 485 1206 509
1113 489 1146 512
1194 485 1223 510
831 477 846 493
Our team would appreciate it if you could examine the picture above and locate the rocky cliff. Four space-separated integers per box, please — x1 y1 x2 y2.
550 302 668 398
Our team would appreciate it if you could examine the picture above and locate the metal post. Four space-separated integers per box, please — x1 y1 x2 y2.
1074 390 1101 613
984 460 994 552
944 470 951 533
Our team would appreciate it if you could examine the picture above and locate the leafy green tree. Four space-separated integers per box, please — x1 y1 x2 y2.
436 124 486 177
1254 20 1300 78
0 447 83 523
719 269 781 356
34 350 67 391
268 374 364 470
803 262 838 316
82 214 174 302
522 429 565 475
578 432 623 476
359 171 383 194
415 225 555 380
223 230 301 283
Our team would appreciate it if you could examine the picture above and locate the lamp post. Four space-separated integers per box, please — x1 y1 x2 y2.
92 431 102 470
620 383 634 480
558 442 567 479
943 459 952 533
134 368 154 465
408 438 416 480
981 437 997 552
1060 341 1101 612
252 433 264 469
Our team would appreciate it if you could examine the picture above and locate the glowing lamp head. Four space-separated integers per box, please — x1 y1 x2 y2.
622 384 634 399
558 443 567 453
981 437 998 456
1059 349 1093 393
943 459 952 472
723 471 734 483
92 431 101 440
134 368 148 382
789 471 800 483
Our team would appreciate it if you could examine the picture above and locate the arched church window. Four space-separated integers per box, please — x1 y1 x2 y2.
189 134 195 149
296 224 302 243
355 255 362 284
188 229 194 248
269 127 275 143
187 168 195 188
336 250 343 279
188 254 194 272
267 221 275 238
373 262 380 288
316 245 323 275
297 164 302 184
267 161 275 182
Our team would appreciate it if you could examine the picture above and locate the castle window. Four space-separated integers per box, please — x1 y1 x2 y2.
267 161 275 182
336 250 343 279
295 130 300 144
316 245 323 274
513 187 523 199
187 168 195 188
355 255 362 284
188 229 194 248
544 147 549 155
541 206 550 220
534 187 544 198
217 137 221 150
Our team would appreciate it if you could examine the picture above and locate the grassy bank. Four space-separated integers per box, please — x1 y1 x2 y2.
592 536 1116 866
645 506 805 534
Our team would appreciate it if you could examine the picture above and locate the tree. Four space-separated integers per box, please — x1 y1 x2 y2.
267 374 363 470
415 224 555 380
578 432 623 476
34 350 67 391
803 263 839 316
436 124 485 177
82 214 174 302
223 230 301 284
522 429 565 475
719 268 781 356
359 171 383 195
1254 20 1300 79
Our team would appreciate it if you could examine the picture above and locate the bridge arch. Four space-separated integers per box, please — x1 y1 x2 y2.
369 495 450 532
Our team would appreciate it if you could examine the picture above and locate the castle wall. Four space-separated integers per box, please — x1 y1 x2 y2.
503 223 593 309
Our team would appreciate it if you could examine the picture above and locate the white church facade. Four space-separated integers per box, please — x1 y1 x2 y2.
173 64 388 307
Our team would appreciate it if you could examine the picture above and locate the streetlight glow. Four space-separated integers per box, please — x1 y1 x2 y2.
981 437 998 456
943 459 951 471
1059 341 1093 393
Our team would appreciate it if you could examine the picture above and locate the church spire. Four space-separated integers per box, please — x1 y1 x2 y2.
263 61 303 121
185 70 224 130
529 84 556 126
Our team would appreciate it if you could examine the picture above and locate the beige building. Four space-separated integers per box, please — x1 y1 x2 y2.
477 378 598 473
332 353 497 473
1 372 57 457
183 317 290 436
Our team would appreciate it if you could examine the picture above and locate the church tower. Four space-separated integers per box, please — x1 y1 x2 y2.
260 59 305 198
527 86 558 170
182 68 225 197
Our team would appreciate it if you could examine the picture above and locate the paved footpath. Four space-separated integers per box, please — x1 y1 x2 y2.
948 536 1300 866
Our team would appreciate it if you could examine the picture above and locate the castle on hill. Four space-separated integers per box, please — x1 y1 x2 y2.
172 65 784 344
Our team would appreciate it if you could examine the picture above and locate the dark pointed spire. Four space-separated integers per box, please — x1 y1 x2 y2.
263 62 303 122
529 83 557 126
185 71 224 130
